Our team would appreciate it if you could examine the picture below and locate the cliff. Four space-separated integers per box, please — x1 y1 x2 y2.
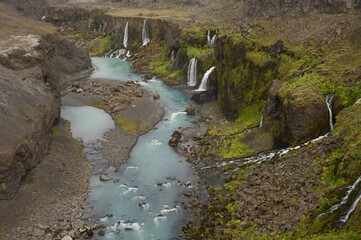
0 2 92 200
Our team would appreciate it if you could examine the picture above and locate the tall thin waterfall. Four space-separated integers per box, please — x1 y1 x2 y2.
187 58 198 87
325 94 334 131
142 19 150 46
207 30 211 45
259 115 264 128
196 66 215 91
171 50 175 61
123 22 129 48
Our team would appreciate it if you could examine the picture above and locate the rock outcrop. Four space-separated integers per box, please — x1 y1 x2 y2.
262 80 329 146
0 3 92 200
214 36 279 119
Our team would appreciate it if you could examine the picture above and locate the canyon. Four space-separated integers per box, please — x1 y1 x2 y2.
0 0 360 239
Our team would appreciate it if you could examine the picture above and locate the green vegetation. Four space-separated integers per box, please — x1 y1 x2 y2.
221 138 256 159
209 103 263 136
66 32 84 40
51 126 65 137
246 50 273 67
112 114 139 134
89 36 111 56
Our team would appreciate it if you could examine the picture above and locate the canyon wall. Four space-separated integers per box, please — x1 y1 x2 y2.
0 3 92 199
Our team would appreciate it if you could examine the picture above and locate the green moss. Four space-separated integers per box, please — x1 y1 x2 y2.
89 36 111 56
66 32 84 40
209 103 263 137
246 50 273 67
112 114 139 134
221 138 256 159
51 126 65 137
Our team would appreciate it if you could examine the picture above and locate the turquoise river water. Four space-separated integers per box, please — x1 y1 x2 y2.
61 57 200 239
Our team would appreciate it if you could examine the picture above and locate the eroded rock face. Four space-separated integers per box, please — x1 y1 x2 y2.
263 80 329 146
0 3 92 199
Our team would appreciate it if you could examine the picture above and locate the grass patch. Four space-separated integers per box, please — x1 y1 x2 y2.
221 138 256 159
66 32 84 40
246 50 273 67
51 126 65 137
89 36 111 56
208 103 263 137
112 114 139 134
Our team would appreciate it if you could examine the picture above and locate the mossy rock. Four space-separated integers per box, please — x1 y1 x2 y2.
264 84 329 146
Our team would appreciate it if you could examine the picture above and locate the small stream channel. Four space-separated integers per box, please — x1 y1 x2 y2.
61 57 200 239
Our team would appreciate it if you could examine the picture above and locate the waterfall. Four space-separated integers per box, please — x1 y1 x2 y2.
337 178 361 225
123 22 129 48
187 58 198 87
259 115 264 128
210 34 216 45
171 50 175 61
142 19 150 46
207 30 216 45
207 30 211 45
325 94 334 131
196 66 215 91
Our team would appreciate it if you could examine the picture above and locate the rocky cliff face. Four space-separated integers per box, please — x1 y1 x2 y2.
48 7 181 51
214 36 280 119
0 3 92 200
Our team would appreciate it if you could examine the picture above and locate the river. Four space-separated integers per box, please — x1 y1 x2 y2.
61 57 200 239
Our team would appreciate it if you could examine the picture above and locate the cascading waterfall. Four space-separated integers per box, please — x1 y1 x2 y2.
123 22 129 48
317 176 361 221
325 94 334 131
142 19 150 46
187 58 198 87
196 66 215 91
337 178 361 226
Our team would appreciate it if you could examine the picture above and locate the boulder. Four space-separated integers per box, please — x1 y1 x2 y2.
184 106 196 115
153 92 160 100
168 131 182 147
61 236 72 240
263 81 329 146
100 174 113 181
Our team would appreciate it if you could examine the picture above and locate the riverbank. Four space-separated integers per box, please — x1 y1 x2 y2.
62 77 164 168
0 119 92 239
0 62 164 239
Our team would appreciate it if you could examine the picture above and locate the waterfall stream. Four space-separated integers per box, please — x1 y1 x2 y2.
325 94 334 131
142 19 150 46
196 66 215 91
123 22 129 48
187 58 197 87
